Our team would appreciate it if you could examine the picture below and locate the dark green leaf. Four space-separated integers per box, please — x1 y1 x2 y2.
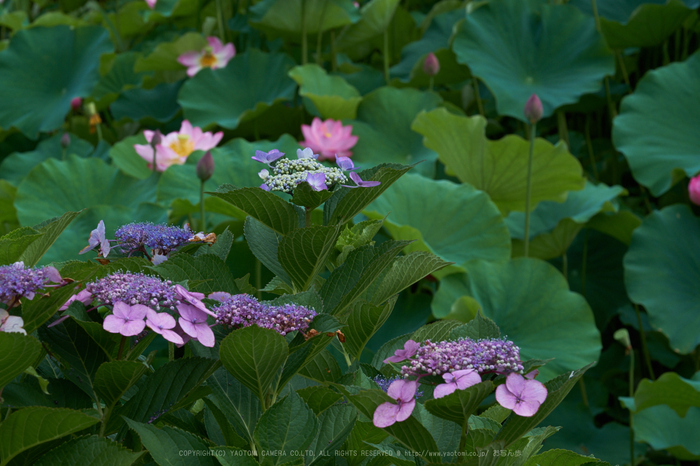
123 419 217 466
33 435 144 466
209 187 299 235
278 225 341 291
423 381 494 425
0 333 42 389
344 298 397 360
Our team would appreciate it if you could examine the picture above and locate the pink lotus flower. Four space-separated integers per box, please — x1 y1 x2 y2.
0 309 26 335
178 37 235 77
103 302 148 337
495 372 548 417
300 118 358 161
134 120 223 172
433 369 481 399
177 303 215 347
423 52 440 76
145 0 156 8
146 309 184 345
373 379 417 428
384 339 419 363
689 174 700 205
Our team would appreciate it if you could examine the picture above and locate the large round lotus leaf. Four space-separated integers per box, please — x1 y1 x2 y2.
0 25 113 137
390 9 470 87
157 134 302 205
432 258 601 381
14 156 165 264
289 64 362 120
91 52 150 104
452 0 614 121
505 181 624 240
335 0 400 60
412 108 585 213
613 51 700 196
134 33 207 73
178 49 297 130
634 406 700 459
0 133 95 185
349 87 441 177
111 81 183 123
570 0 697 49
364 174 511 269
249 0 360 38
624 204 700 354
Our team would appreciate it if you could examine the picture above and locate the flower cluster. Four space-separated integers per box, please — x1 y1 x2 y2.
0 261 62 306
390 338 524 378
85 272 179 311
213 294 316 336
115 222 193 256
134 120 222 172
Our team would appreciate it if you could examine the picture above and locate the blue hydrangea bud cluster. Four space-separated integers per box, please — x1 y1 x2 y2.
114 222 192 255
400 338 524 378
373 375 424 398
86 272 179 311
260 157 347 194
213 294 317 335
1 262 52 304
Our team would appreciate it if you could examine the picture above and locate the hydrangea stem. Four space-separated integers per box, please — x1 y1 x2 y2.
117 335 126 360
168 342 175 362
200 180 206 231
523 123 536 257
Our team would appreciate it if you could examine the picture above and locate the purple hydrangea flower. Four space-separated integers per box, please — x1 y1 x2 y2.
373 379 417 428
260 184 270 191
335 155 356 171
433 369 481 399
252 149 284 164
79 220 111 257
398 338 524 378
296 148 319 160
103 302 148 336
305 172 328 191
213 294 316 336
146 309 184 345
495 372 547 417
174 284 215 317
0 261 61 305
384 339 420 363
341 172 381 189
85 272 179 311
373 375 423 398
177 303 215 347
115 222 192 256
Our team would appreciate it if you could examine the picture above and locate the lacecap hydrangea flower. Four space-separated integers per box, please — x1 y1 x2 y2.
0 261 62 306
255 148 348 193
212 293 316 336
178 37 235 77
134 120 223 172
300 117 358 161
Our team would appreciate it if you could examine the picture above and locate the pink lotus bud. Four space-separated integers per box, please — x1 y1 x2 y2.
60 133 71 148
689 174 700 205
524 94 543 124
423 52 440 77
70 97 82 112
197 151 215 181
151 129 162 148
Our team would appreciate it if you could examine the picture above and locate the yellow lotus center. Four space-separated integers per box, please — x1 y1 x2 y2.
199 48 217 68
169 134 195 158
321 124 332 138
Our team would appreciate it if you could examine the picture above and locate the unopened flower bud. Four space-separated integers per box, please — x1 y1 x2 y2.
151 129 162 148
197 151 215 181
70 97 82 112
423 52 440 77
614 328 631 349
60 133 71 148
524 94 543 124
689 174 700 205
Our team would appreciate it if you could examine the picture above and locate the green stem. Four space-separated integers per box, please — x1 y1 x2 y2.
581 229 589 296
523 123 536 258
95 123 103 142
457 421 468 458
315 1 328 64
383 29 390 84
199 180 206 231
472 77 485 116
634 304 655 380
255 259 262 300
557 110 569 147
629 345 635 466
662 39 670 66
168 342 175 362
428 75 434 92
330 30 337 72
305 206 312 227
117 336 126 360
615 50 631 89
579 378 589 408
152 147 157 176
301 0 308 64
562 252 568 281
584 114 599 181
215 0 226 42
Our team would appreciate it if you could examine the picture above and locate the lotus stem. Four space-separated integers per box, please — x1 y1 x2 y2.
523 123 536 257
472 77 484 116
200 179 206 231
383 29 390 84
634 304 656 380
301 0 308 64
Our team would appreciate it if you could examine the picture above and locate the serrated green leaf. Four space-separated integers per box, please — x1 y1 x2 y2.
424 381 494 425
123 419 217 466
244 217 291 284
449 311 501 341
290 182 335 211
207 368 262 445
22 284 78 335
33 434 145 466
219 326 289 404
523 448 606 466
344 298 397 361
278 225 341 291
296 386 344 415
0 227 43 266
369 252 450 305
254 392 319 466
202 398 249 448
306 404 357 465
195 229 234 262
0 407 100 466
209 187 299 235
0 333 42 389
298 349 342 383
94 361 150 409
152 253 239 294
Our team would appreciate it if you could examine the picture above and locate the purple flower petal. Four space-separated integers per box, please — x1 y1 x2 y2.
342 171 381 189
453 369 481 390
373 402 400 428
384 339 420 363
121 318 146 336
161 328 185 345
305 172 328 191
495 384 517 410
395 398 415 422
513 398 542 417
335 155 355 171
387 379 417 402
433 383 457 399
297 148 318 159
252 149 284 164
103 314 124 334
260 183 270 191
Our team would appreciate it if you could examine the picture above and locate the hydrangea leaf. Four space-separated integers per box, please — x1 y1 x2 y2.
14 156 166 264
613 51 700 196
570 0 698 49
249 0 360 38
348 87 441 177
0 333 42 389
365 173 511 271
289 64 362 120
412 109 586 214
623 204 700 354
32 435 145 466
178 49 297 130
123 419 216 466
432 259 601 381
0 25 113 137
452 0 614 120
